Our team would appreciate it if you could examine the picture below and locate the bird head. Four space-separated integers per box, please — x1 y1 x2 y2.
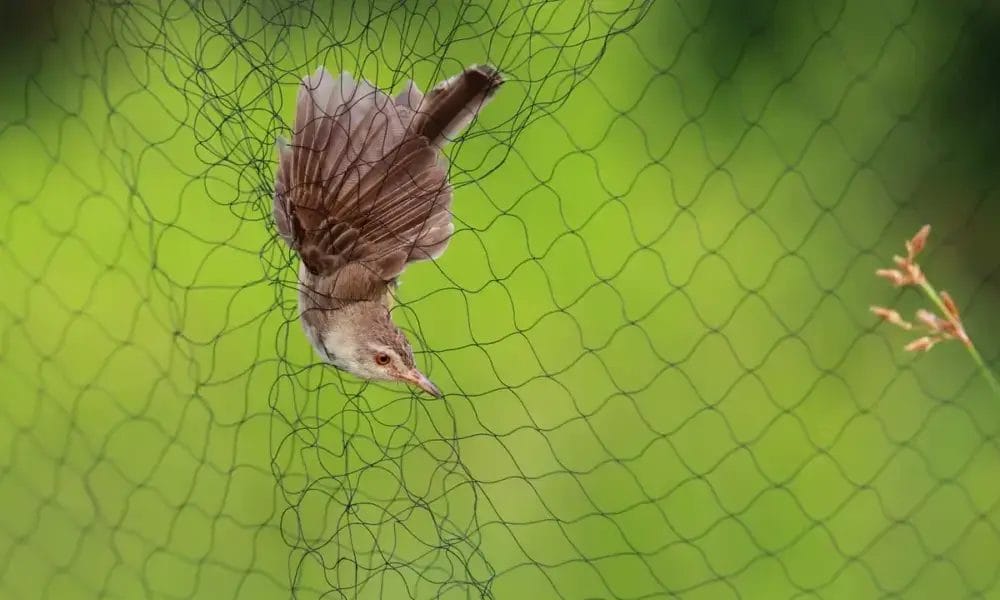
301 301 441 397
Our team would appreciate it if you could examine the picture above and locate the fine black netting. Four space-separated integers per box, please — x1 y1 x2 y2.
3 0 1000 599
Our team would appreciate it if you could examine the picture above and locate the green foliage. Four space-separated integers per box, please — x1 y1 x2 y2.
1 0 1000 598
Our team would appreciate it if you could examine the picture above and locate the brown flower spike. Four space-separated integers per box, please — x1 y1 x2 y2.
872 224 1000 396
875 225 929 288
870 225 972 353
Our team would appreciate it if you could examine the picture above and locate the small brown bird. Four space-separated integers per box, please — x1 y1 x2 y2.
273 64 503 397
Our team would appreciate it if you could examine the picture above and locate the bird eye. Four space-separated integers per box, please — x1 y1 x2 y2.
374 352 391 366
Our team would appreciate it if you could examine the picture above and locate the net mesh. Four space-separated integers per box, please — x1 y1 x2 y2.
2 0 1000 598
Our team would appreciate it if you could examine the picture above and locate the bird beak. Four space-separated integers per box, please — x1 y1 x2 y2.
402 369 442 398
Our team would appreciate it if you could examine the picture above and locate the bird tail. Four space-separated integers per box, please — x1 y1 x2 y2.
398 64 504 149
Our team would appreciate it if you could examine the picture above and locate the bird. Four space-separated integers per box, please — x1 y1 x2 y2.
272 64 503 397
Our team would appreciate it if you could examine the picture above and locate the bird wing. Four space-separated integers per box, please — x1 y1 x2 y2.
274 65 502 300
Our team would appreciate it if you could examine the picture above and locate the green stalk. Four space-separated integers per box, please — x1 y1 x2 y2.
918 280 1000 398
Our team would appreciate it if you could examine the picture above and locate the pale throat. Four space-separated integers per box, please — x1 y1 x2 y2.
298 307 352 371
319 326 353 370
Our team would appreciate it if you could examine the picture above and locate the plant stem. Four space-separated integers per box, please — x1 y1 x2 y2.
918 280 1000 397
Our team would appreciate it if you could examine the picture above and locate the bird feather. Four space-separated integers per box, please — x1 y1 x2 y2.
274 64 503 302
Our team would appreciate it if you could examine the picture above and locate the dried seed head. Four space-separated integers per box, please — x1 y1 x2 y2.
905 262 925 286
940 290 960 320
905 336 939 353
882 256 924 286
876 268 908 287
906 225 931 261
870 223 978 355
870 306 913 330
915 308 943 332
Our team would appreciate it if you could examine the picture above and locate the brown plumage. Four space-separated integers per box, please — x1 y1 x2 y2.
273 64 503 396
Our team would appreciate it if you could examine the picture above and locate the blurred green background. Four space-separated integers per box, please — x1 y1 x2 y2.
3 0 1000 598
